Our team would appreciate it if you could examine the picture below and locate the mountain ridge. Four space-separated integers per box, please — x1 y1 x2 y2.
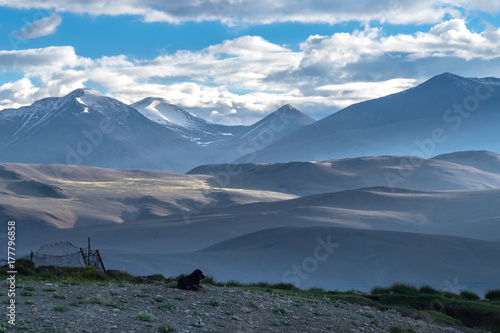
0 89 314 171
1 72 500 171
243 73 500 163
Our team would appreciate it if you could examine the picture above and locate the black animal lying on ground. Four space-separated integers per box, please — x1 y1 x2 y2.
177 269 206 291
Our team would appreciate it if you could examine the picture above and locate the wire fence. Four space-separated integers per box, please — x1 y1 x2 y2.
14 238 106 271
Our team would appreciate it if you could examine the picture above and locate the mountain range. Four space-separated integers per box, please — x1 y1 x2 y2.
0 90 314 172
246 73 500 163
1 72 499 172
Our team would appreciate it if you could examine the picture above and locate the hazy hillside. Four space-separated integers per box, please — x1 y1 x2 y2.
247 73 500 163
189 150 500 195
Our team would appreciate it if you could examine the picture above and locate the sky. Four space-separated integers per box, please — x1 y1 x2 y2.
0 1 500 125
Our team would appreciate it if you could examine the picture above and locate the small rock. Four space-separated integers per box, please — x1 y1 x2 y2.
241 306 251 313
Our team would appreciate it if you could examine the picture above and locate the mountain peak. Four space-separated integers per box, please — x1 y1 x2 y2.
133 96 171 106
269 104 316 124
420 72 471 88
66 88 107 99
131 97 206 128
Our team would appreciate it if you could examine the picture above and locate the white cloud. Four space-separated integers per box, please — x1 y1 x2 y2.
0 46 84 71
0 78 37 109
316 79 417 107
1 19 500 123
13 13 62 39
0 0 493 25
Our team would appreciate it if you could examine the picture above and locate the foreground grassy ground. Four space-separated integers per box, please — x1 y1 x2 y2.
1 259 499 332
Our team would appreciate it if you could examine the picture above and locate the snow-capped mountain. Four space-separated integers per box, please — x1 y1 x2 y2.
131 97 206 129
131 97 242 145
246 73 500 163
0 89 315 171
0 89 205 171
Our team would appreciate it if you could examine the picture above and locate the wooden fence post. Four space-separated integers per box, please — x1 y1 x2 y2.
96 250 106 272
80 248 88 267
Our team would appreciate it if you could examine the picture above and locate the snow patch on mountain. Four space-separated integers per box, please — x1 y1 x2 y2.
131 97 203 129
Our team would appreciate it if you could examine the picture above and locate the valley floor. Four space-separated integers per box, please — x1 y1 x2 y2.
5 281 483 333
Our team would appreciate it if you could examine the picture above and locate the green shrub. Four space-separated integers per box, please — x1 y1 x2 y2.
389 283 419 295
87 294 106 304
459 290 480 301
158 324 176 332
53 305 66 312
419 285 439 295
16 259 36 276
81 267 107 281
52 292 67 299
135 311 155 322
206 299 222 307
272 306 288 315
105 269 136 283
224 280 243 287
158 302 175 311
485 289 500 300
201 276 219 286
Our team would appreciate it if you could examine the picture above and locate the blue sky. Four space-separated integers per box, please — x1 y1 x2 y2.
0 1 500 124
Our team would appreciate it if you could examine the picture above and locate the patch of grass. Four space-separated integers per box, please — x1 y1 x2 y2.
206 299 222 307
389 283 419 296
272 305 289 316
105 302 121 309
42 286 57 292
425 310 462 326
158 324 176 333
87 294 106 304
15 259 36 276
135 311 155 322
223 280 243 287
20 290 35 296
158 302 175 311
53 305 66 312
459 290 480 301
485 289 500 300
370 285 391 294
362 311 375 319
419 285 439 295
389 327 417 333
24 300 34 305
250 281 299 291
53 292 67 299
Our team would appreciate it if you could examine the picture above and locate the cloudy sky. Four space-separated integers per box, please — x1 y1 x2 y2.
0 1 500 124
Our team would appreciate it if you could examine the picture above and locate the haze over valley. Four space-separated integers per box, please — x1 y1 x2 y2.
1 73 499 295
